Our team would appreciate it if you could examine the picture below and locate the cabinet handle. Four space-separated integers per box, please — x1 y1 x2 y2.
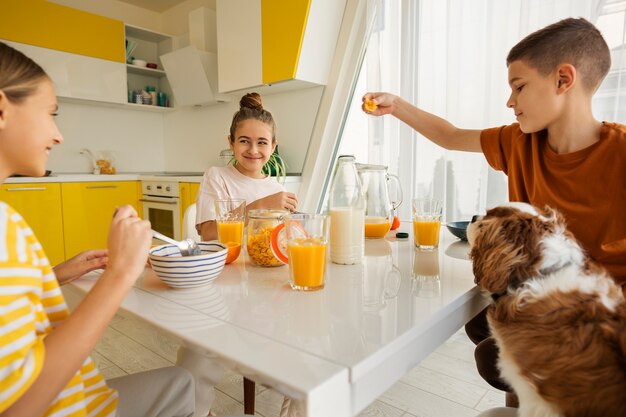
6 187 47 191
140 199 178 205
86 185 118 189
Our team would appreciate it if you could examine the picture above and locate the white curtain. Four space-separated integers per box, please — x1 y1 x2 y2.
337 0 620 222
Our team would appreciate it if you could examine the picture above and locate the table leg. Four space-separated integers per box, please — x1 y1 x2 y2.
244 377 255 414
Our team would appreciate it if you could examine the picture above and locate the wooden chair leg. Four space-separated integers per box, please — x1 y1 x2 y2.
243 377 255 415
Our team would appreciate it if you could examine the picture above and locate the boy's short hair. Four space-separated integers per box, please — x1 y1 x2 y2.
507 17 611 92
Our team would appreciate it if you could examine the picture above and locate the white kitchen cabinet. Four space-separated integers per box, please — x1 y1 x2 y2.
3 40 127 104
216 0 347 94
125 24 175 110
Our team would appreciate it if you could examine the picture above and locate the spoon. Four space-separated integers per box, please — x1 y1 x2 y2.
151 230 202 256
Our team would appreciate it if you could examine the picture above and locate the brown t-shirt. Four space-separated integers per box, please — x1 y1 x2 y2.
481 122 626 284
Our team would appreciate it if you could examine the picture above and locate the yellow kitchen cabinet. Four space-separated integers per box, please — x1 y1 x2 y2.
0 183 65 266
0 0 124 62
62 182 138 258
216 0 346 93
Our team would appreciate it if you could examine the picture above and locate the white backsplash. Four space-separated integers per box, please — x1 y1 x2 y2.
49 101 166 173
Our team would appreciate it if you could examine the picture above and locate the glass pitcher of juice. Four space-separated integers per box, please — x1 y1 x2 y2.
356 163 403 238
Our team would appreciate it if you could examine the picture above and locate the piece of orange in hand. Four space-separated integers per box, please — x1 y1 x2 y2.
225 242 241 264
364 98 378 112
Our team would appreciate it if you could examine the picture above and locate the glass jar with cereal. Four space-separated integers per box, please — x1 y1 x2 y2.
246 209 288 267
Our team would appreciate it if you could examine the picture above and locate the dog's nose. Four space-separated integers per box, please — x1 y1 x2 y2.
471 214 480 223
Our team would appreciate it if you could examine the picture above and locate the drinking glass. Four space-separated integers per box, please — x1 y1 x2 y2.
214 198 246 263
285 213 329 291
412 198 443 250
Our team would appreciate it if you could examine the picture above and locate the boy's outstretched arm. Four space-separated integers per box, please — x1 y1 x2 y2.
363 92 482 152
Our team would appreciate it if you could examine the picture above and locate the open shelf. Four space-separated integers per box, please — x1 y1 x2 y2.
127 63 167 77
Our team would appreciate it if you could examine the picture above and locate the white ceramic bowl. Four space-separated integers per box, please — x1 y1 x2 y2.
149 242 227 288
132 59 147 67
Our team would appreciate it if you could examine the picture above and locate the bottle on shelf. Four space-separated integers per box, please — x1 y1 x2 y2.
328 155 365 265
146 86 157 106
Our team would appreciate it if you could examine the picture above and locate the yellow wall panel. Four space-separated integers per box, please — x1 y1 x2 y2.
261 0 311 84
0 0 124 62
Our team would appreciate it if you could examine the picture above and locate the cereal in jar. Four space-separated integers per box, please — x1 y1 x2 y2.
247 209 288 267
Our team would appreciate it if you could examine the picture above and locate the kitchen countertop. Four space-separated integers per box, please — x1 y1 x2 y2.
4 173 303 184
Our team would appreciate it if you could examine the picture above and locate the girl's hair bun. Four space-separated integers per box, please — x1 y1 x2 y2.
240 92 263 111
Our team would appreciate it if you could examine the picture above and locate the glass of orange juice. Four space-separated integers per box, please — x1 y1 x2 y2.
285 213 329 291
412 198 443 250
214 198 246 263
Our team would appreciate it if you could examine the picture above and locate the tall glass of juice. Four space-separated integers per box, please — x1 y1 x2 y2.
285 213 329 291
214 198 246 263
412 198 443 250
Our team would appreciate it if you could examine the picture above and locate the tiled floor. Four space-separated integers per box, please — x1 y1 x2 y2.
91 311 505 417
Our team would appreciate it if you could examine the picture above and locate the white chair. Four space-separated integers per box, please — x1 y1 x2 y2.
181 202 257 414
183 203 199 241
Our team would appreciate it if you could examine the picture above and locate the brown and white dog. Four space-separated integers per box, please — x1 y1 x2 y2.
467 202 626 417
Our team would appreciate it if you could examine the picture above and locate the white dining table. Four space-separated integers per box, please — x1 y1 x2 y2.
67 226 489 417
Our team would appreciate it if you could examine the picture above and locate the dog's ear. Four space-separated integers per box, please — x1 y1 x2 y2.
470 214 544 293
471 240 529 293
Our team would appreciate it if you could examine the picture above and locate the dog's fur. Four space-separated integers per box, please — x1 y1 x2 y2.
467 202 626 417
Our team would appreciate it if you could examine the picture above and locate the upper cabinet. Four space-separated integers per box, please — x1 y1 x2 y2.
216 0 347 94
0 0 126 104
4 40 127 105
0 0 125 62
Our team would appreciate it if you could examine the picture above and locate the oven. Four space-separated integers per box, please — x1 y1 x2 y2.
141 180 181 241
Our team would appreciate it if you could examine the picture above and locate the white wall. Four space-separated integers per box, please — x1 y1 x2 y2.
48 102 165 173
163 87 324 173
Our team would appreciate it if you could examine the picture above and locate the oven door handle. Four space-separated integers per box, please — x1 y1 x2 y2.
140 199 179 205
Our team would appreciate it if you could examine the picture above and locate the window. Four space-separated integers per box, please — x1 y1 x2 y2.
321 0 620 221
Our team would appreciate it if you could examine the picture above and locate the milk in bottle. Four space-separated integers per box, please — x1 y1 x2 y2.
329 155 365 264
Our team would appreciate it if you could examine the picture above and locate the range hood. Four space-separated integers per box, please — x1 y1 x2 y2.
160 45 233 106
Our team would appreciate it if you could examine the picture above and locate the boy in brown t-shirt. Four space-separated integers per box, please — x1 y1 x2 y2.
362 17 626 405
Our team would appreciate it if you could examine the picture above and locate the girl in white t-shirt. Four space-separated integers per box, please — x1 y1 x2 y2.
196 92 298 241
185 93 298 416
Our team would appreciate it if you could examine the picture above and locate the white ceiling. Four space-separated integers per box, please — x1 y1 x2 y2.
116 0 214 13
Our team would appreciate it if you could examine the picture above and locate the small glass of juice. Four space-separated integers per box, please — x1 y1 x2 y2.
412 198 443 250
284 213 329 291
214 198 246 263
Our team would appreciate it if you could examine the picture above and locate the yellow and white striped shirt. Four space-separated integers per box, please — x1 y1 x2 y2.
0 202 117 416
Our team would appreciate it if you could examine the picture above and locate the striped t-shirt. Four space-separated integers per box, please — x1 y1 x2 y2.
0 202 117 416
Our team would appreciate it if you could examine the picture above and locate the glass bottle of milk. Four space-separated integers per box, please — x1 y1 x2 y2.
329 155 365 264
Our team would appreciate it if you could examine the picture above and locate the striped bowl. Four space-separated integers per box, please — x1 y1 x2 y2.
149 242 227 288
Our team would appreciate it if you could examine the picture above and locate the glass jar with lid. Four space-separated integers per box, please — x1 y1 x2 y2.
246 209 288 267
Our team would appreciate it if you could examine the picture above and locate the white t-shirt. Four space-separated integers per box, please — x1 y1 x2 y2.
196 165 285 225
